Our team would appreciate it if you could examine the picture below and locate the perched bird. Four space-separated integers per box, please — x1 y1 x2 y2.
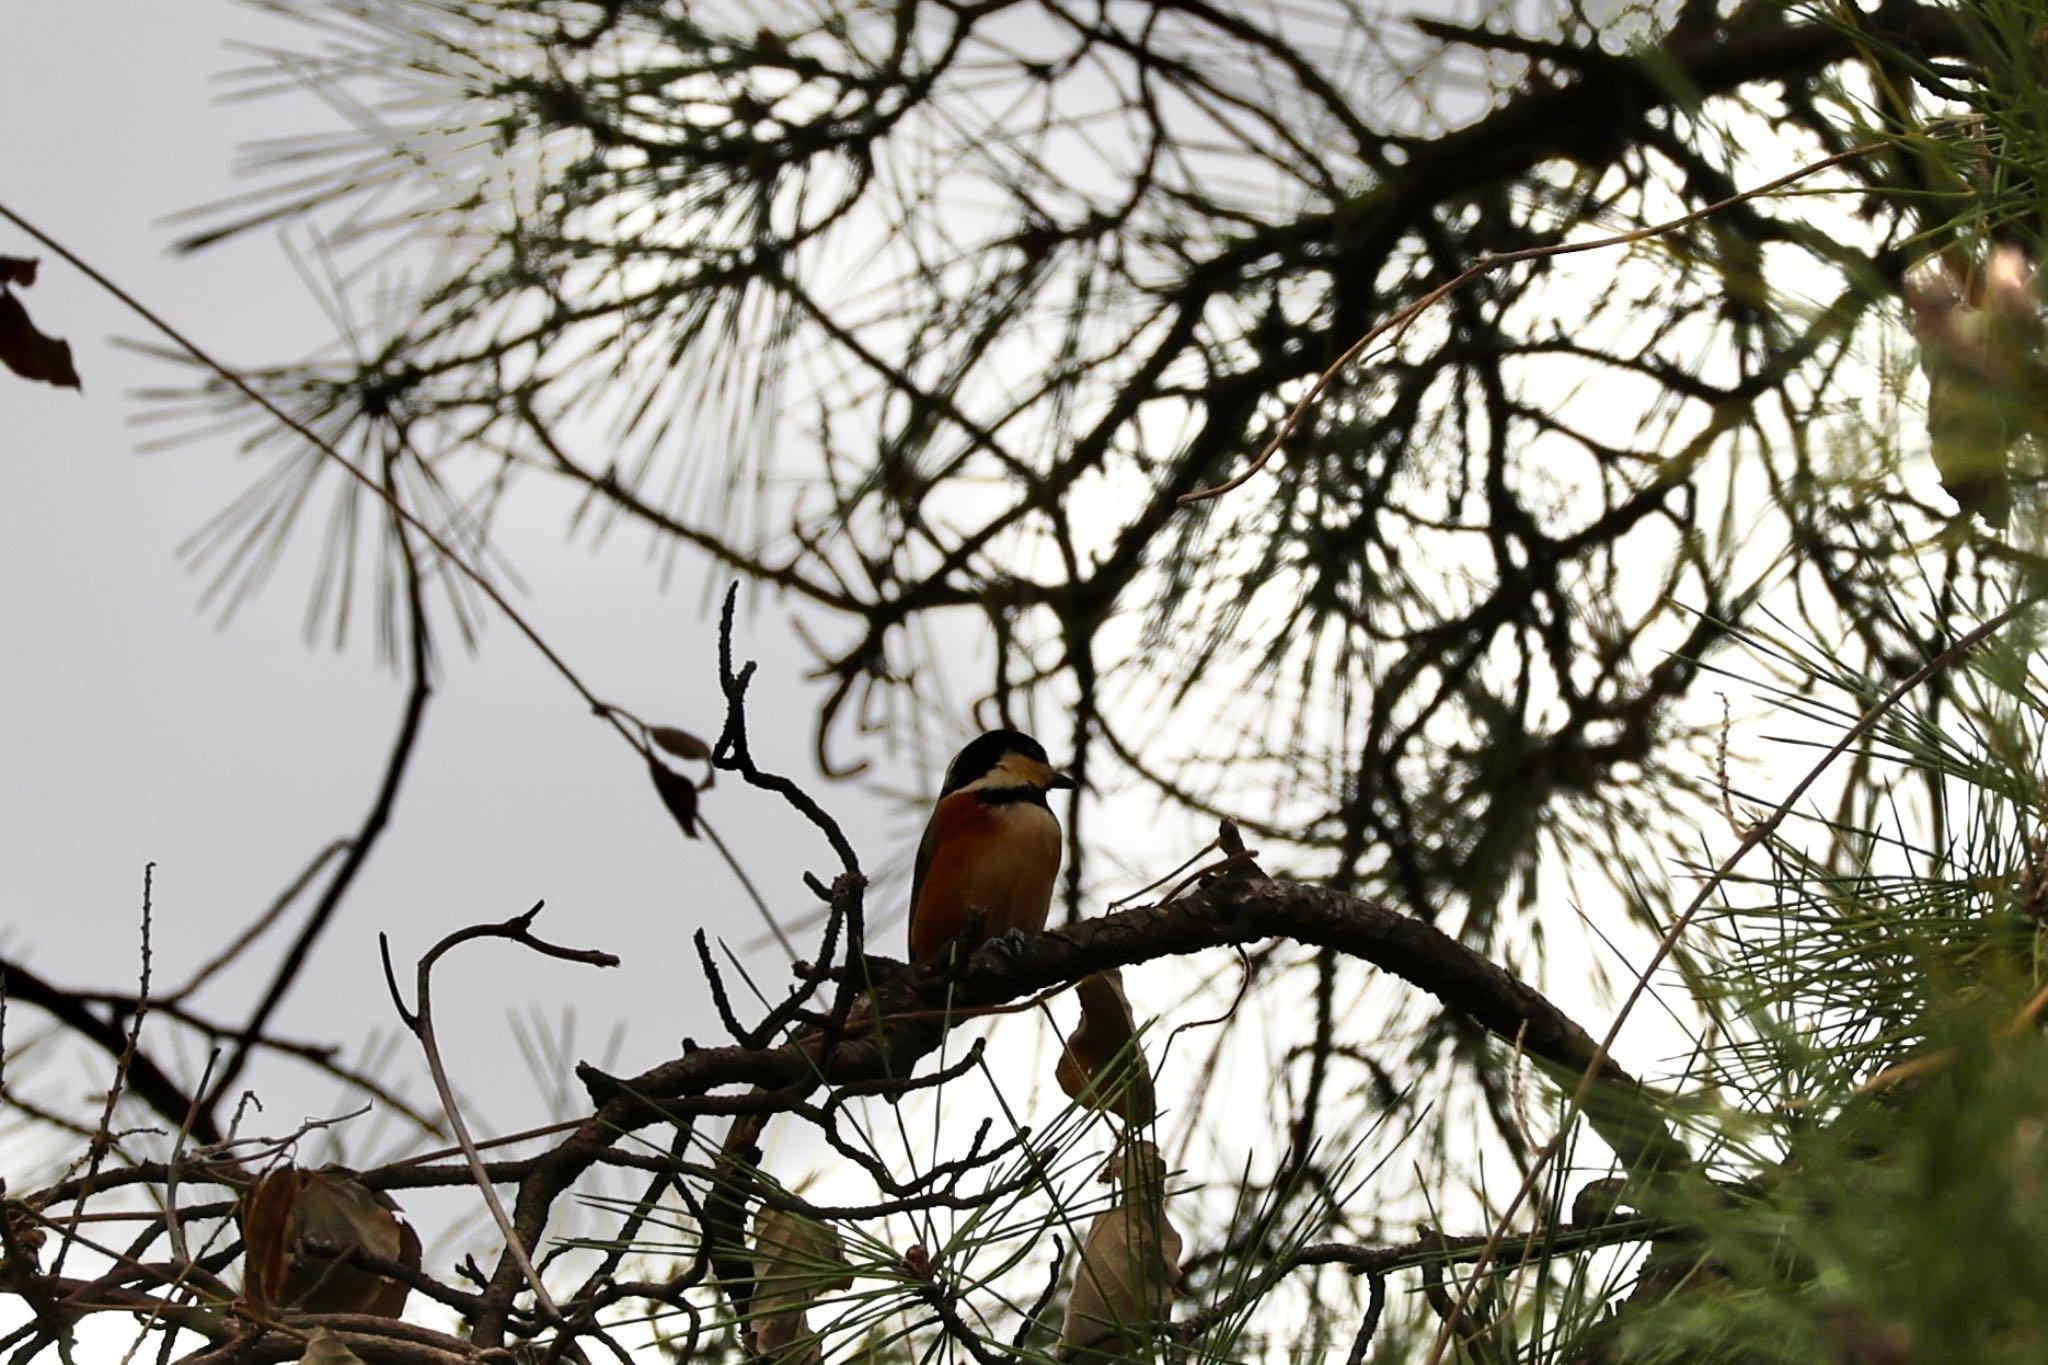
908 730 1076 965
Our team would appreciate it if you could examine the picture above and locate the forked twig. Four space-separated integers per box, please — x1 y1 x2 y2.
378 903 619 1321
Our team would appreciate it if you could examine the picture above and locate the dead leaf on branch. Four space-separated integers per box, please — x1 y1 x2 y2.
1059 1139 1184 1358
238 1166 420 1317
1056 969 1157 1125
750 1204 854 1363
648 725 713 766
0 258 81 390
1903 245 2048 527
646 722 717 836
647 757 703 837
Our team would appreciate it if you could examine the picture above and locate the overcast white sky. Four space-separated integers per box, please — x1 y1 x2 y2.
0 9 1798 1342
0 0 1720 1138
0 2 935 1182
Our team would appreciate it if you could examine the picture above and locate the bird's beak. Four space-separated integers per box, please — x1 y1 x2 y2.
1046 769 1078 792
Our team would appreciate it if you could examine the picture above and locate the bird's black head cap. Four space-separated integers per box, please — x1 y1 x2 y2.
941 729 1050 794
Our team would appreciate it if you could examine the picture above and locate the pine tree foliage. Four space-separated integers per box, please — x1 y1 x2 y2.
11 0 2048 1361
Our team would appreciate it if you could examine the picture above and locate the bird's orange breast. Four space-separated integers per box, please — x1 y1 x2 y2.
909 791 1063 964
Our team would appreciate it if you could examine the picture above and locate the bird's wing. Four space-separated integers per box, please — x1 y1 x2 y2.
907 805 942 949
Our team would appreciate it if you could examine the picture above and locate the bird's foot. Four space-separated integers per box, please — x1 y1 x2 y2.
983 927 1034 965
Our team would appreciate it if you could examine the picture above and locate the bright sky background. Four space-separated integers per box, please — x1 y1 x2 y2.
0 4 1790 1344
0 2 927 1183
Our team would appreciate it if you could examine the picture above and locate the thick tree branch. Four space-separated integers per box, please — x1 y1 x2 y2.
456 869 1689 1348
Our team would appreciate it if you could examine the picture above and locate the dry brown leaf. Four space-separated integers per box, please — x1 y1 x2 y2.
239 1168 302 1313
238 1167 419 1318
1059 1139 1183 1357
751 1205 853 1363
1056 969 1156 1125
0 288 80 390
648 725 713 763
647 756 702 837
1902 247 2048 526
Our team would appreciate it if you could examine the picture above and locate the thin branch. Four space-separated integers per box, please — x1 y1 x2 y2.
161 1049 220 1272
51 865 158 1282
378 904 619 1324
1344 1273 1387 1365
1013 1234 1065 1351
204 483 436 1111
168 840 350 1002
710 583 863 883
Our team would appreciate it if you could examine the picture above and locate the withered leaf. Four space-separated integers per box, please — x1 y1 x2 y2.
649 725 712 762
647 756 701 838
751 1205 853 1362
293 1170 420 1316
1059 1140 1183 1356
1056 969 1156 1125
239 1167 301 1313
238 1166 420 1318
0 289 80 389
1903 248 2048 528
649 725 715 791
